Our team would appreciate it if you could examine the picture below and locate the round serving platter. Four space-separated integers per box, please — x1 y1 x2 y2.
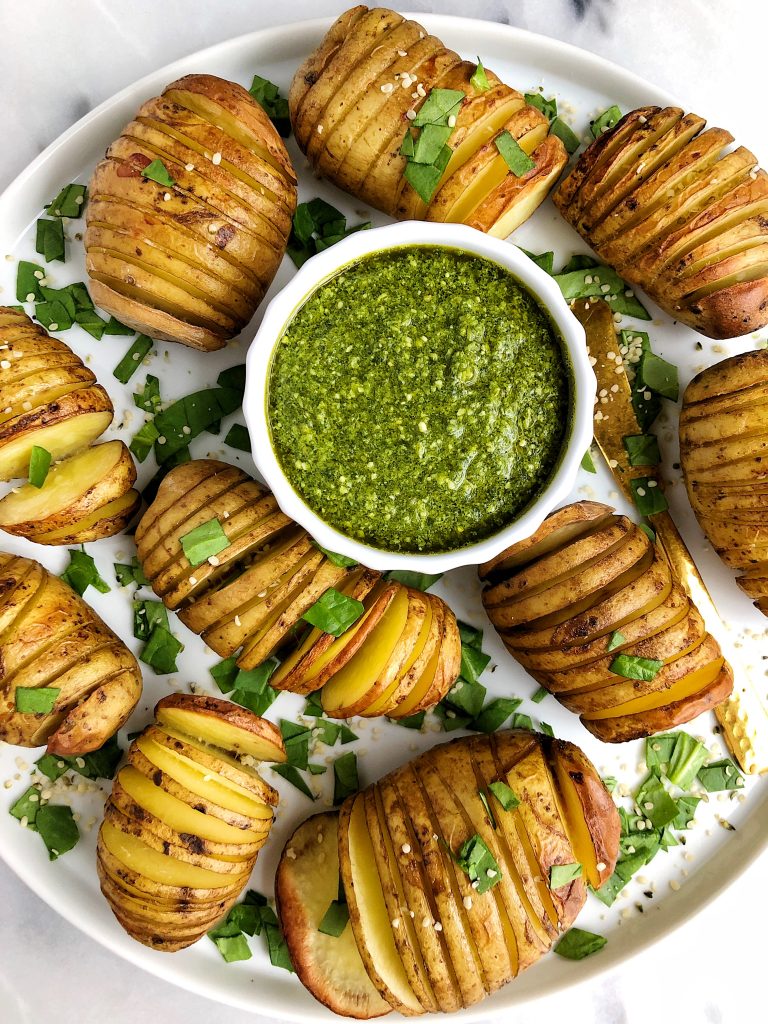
0 13 765 1022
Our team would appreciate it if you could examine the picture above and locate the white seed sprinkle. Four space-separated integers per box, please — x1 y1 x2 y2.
669 879 681 891
188 576 197 586
391 918 401 929
463 895 473 909
163 192 171 201
0 360 9 369
380 83 395 94
25 292 36 302
406 108 417 120
316 124 324 135
596 861 606 871
185 162 195 171
401 843 411 854
434 921 443 931
211 152 222 165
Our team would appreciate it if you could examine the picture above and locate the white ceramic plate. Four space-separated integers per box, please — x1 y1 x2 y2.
0 13 766 1022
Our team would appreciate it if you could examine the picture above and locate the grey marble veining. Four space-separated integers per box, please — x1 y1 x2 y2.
1 2 767 1023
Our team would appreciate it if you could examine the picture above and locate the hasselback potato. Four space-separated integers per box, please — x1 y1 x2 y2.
553 105 768 338
0 551 142 754
680 348 768 615
86 74 298 351
97 693 286 951
135 459 461 716
479 501 733 742
277 729 619 1017
290 6 567 237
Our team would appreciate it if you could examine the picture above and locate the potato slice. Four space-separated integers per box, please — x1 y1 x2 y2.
30 489 140 546
475 137 568 239
276 811 392 1020
361 590 432 716
155 693 286 763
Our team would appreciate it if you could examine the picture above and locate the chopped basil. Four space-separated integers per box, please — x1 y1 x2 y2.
401 88 464 203
531 686 548 704
561 254 599 273
509 712 534 731
607 630 626 652
458 621 483 649
28 446 52 488
623 433 660 467
211 657 280 716
75 307 108 340
130 419 160 462
261 905 294 972
590 105 622 138
133 599 170 642
133 375 162 414
287 198 370 268
35 804 79 860
249 74 291 137
666 734 709 789
495 130 535 176
280 720 312 770
311 718 357 746
638 523 656 543
271 763 315 800
61 548 110 597
402 143 451 203
224 423 252 452
460 644 491 685
152 376 244 464
623 331 661 429
180 517 230 567
441 679 486 720
392 711 425 730
637 350 679 402
470 58 491 92
315 544 358 568
519 248 555 275
540 721 555 737
697 758 745 792
524 92 557 121
15 687 59 714
16 261 45 303
209 932 252 963
630 477 669 516
478 789 497 829
550 862 582 888
303 691 325 717
553 265 650 320
488 781 520 811
670 795 701 829
453 834 501 894
333 751 359 805
580 448 597 473
411 123 454 165
601 776 617 793
103 316 133 335
413 88 465 126
302 588 364 636
609 653 662 681
318 899 349 936
140 625 183 674
10 785 42 826
47 183 87 218
550 117 580 154
35 300 72 332
114 335 153 383
635 773 678 828
35 218 65 263
385 570 442 591
142 159 175 187
554 927 607 960
36 735 122 782
471 697 522 734
645 733 678 772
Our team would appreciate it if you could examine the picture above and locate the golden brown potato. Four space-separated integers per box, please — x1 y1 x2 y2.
479 501 734 742
680 349 768 614
553 106 768 338
277 730 619 1018
97 693 285 952
289 7 566 237
86 73 298 351
136 459 461 716
0 551 142 753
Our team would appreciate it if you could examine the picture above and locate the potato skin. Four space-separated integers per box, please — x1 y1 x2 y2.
553 106 768 339
680 349 768 613
0 551 141 753
85 73 297 351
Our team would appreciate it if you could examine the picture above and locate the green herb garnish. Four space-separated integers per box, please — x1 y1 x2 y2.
495 130 535 176
635 773 679 828
180 517 230 567
666 734 709 789
61 548 110 596
315 545 358 568
609 653 662 681
581 448 597 473
524 92 557 121
16 261 45 303
697 758 745 792
488 780 520 811
385 570 442 591
133 599 170 642
333 751 359 805
47 183 87 218
519 248 555 274
35 218 66 263
470 58 491 91
454 834 501 894
554 927 607 959
590 105 622 138
302 588 364 637
471 697 522 734
392 711 426 730
550 862 582 888
550 117 580 154
115 554 149 585
28 446 52 488
224 423 251 452
623 433 660 467
271 763 315 800
630 477 669 516
114 335 153 384
287 198 370 267
249 74 291 137
36 735 122 782
140 626 183 674
142 159 175 187
15 687 60 714
318 899 350 937
134 375 161 413
35 804 79 860
553 264 650 320
607 630 626 652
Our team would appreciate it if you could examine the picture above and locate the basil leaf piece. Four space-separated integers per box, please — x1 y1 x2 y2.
470 59 491 92
561 254 599 273
623 433 660 467
61 548 110 596
287 198 370 267
114 335 153 383
454 834 501 894
635 773 678 828
442 678 486 719
34 299 72 331
15 687 59 714
333 751 359 805
697 758 745 792
10 785 42 827
607 630 626 652
638 522 656 543
593 872 626 906
153 384 243 464
413 88 465 127
318 899 350 937
550 117 580 154
671 795 701 829
495 130 535 176
386 570 442 591
477 789 498 829
303 588 364 636
554 927 607 960
531 686 548 704
638 350 679 401
412 123 453 165
435 704 471 733
630 477 669 516
555 266 651 319
140 625 183 675
402 143 451 203
214 658 280 716
134 374 162 413
590 105 622 138
103 316 133 335
622 331 661 429
210 656 240 693
263 917 294 972
142 159 175 187
16 261 45 303
209 932 252 963
392 711 426 730
509 712 534 731
224 423 252 452
550 862 582 888
457 621 483 649
133 599 170 642
75 307 107 339
249 74 291 137
645 733 678 772
36 735 122 782
35 804 79 860
28 446 52 488
601 776 617 793
180 517 230 567
471 697 522 734
271 763 315 800
519 248 555 275
581 448 597 473
460 644 491 686
610 653 662 681
35 218 66 263
488 781 520 811
666 733 709 789
47 183 87 218
130 419 160 463
315 544 358 568
524 92 557 121
280 720 312 770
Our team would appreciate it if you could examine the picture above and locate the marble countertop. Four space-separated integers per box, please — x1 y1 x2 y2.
1 2 766 1022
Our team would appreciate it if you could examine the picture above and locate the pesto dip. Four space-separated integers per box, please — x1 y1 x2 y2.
268 246 570 553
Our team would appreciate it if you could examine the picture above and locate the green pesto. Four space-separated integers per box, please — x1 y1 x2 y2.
268 246 570 553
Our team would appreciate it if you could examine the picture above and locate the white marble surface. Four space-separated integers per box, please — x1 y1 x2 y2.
1 2 767 1022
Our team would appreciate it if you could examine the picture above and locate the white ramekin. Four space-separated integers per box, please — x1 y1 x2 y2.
243 222 594 573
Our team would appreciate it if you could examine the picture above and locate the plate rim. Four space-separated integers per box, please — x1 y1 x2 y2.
0 11 766 1022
